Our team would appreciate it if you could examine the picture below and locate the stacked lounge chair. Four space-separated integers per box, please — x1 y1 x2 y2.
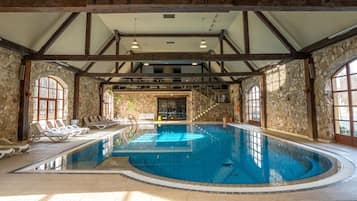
55 119 90 135
83 116 119 129
32 123 71 143
47 121 82 137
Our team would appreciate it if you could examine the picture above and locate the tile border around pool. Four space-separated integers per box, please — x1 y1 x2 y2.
13 123 357 194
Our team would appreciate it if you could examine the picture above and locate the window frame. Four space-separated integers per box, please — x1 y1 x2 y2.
33 77 65 122
247 85 261 125
332 58 357 146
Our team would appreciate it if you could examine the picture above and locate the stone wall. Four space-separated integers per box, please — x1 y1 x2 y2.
265 61 308 136
114 91 192 121
78 77 100 120
238 61 308 137
0 48 21 141
313 35 357 140
229 84 241 122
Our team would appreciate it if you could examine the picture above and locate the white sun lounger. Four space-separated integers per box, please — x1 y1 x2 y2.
0 148 15 159
47 121 81 137
32 123 70 143
55 120 90 135
0 138 31 153
83 117 109 129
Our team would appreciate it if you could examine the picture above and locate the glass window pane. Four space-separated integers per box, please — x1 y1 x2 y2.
48 110 55 119
332 76 348 91
49 78 56 89
350 74 357 90
33 110 38 121
353 107 357 121
39 109 46 120
39 87 48 98
33 86 38 97
354 122 357 137
57 89 63 99
57 100 63 110
33 98 38 110
48 101 55 110
49 89 56 99
39 100 47 111
334 92 349 106
349 60 357 74
335 67 347 77
40 78 48 87
57 110 63 119
335 121 350 135
352 91 357 106
334 106 350 120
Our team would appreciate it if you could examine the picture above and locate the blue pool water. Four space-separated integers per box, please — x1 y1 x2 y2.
36 124 334 185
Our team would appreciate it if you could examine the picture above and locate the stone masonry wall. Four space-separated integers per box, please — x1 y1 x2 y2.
0 48 21 141
265 61 308 136
313 35 357 140
78 77 100 120
114 91 192 121
229 84 241 122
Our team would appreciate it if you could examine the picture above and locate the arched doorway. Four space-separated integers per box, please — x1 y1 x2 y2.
247 85 261 126
332 59 357 146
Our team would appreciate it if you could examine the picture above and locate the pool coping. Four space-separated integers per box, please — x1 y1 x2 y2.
13 123 356 194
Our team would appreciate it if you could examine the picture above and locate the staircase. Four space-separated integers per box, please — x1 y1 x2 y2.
192 102 220 121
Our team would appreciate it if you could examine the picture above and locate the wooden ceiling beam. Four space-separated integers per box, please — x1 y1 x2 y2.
85 13 92 55
78 72 263 78
254 11 297 54
0 37 35 55
2 1 357 12
26 53 308 62
38 13 80 54
223 35 256 72
242 11 250 54
301 26 357 53
120 33 219 37
83 34 116 72
104 81 237 86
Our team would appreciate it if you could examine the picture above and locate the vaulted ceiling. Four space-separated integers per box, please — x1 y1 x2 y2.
0 11 357 78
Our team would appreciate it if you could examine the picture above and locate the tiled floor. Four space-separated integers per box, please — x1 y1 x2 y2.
0 124 357 201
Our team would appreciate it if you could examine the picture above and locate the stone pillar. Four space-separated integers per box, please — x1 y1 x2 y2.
260 74 267 128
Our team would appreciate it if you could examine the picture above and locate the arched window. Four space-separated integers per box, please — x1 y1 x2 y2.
103 91 114 119
332 59 357 146
32 77 66 122
247 85 261 124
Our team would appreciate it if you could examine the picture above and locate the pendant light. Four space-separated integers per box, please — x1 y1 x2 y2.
200 17 207 49
131 17 140 49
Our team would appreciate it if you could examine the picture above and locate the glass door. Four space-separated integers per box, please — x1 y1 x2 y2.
332 60 357 147
158 98 187 121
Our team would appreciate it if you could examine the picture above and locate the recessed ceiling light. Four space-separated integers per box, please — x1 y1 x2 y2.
192 62 198 66
144 63 150 66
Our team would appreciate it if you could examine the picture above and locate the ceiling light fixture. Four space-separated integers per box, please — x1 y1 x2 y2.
200 17 207 49
200 40 207 49
192 62 198 66
144 63 150 66
131 17 140 49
